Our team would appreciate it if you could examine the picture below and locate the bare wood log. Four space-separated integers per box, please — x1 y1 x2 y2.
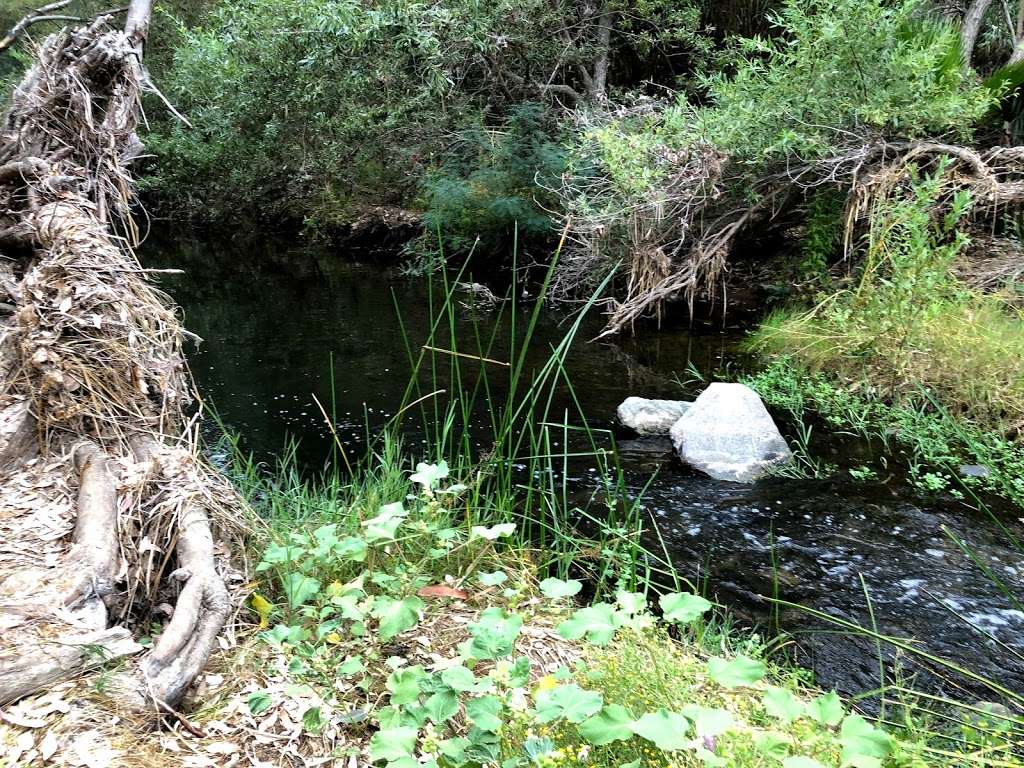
64 442 121 608
0 0 239 717
107 438 231 710
0 628 142 706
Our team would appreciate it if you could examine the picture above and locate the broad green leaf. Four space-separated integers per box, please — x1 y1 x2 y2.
441 665 482 692
755 732 791 760
301 706 324 733
846 759 882 768
556 603 622 646
539 577 582 599
465 726 501 762
262 623 306 645
630 709 691 751
425 690 460 723
369 726 418 763
372 596 423 641
783 758 826 768
257 541 303 568
806 690 844 726
682 704 734 737
763 686 804 723
659 591 712 624
335 535 368 562
707 655 766 688
411 461 449 490
282 573 321 609
247 692 272 715
339 656 364 675
508 657 531 687
468 607 523 660
465 695 503 732
839 714 892 765
535 684 603 724
386 666 425 705
579 705 634 745
469 523 516 541
615 591 647 615
439 737 471 765
524 737 556 761
478 570 508 586
363 502 407 542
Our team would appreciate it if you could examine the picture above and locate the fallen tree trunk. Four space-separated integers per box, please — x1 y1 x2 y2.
0 0 241 714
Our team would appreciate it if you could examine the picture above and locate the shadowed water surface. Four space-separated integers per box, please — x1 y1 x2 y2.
146 233 1024 701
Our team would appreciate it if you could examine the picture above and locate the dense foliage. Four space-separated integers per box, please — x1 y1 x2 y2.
141 0 708 239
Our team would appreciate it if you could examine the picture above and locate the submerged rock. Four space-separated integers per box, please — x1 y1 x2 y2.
616 437 675 471
669 383 791 482
617 397 691 435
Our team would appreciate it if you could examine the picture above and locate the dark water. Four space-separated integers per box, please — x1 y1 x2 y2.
146 234 1024 702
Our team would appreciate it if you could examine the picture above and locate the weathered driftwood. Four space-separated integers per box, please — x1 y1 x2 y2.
0 0 239 714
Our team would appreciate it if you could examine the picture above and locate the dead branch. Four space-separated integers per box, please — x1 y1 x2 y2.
556 127 1024 334
0 1 74 54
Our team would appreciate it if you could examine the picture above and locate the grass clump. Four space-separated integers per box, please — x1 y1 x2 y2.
200 442 1024 768
748 163 1024 499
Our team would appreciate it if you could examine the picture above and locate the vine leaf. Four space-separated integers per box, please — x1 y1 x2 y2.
806 690 845 726
534 684 603 724
629 709 691 751
579 704 634 745
707 655 766 688
682 704 734 737
539 577 582 599
369 727 418 763
372 596 424 641
557 603 622 645
659 591 712 624
424 690 460 723
839 714 893 766
763 686 804 724
465 695 503 732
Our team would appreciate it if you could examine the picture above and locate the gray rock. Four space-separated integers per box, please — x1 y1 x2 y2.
616 397 691 436
959 464 991 478
669 383 792 482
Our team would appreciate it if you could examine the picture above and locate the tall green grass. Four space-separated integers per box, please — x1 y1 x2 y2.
218 233 1023 765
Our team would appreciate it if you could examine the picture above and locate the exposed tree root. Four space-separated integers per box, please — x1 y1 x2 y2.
0 1 244 716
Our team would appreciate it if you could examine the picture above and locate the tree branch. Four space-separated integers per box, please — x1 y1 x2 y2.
0 0 74 53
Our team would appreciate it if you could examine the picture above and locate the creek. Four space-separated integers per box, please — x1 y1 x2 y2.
146 233 1024 703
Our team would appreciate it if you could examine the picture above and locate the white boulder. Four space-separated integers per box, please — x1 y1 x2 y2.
617 397 692 436
669 383 791 482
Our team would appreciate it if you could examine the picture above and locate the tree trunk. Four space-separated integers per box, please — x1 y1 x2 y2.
962 0 995 69
590 4 614 101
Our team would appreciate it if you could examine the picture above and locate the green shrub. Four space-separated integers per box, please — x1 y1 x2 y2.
414 104 565 265
687 0 992 161
750 163 1024 434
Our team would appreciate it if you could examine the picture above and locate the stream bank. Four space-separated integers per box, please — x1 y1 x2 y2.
146 231 1024 702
